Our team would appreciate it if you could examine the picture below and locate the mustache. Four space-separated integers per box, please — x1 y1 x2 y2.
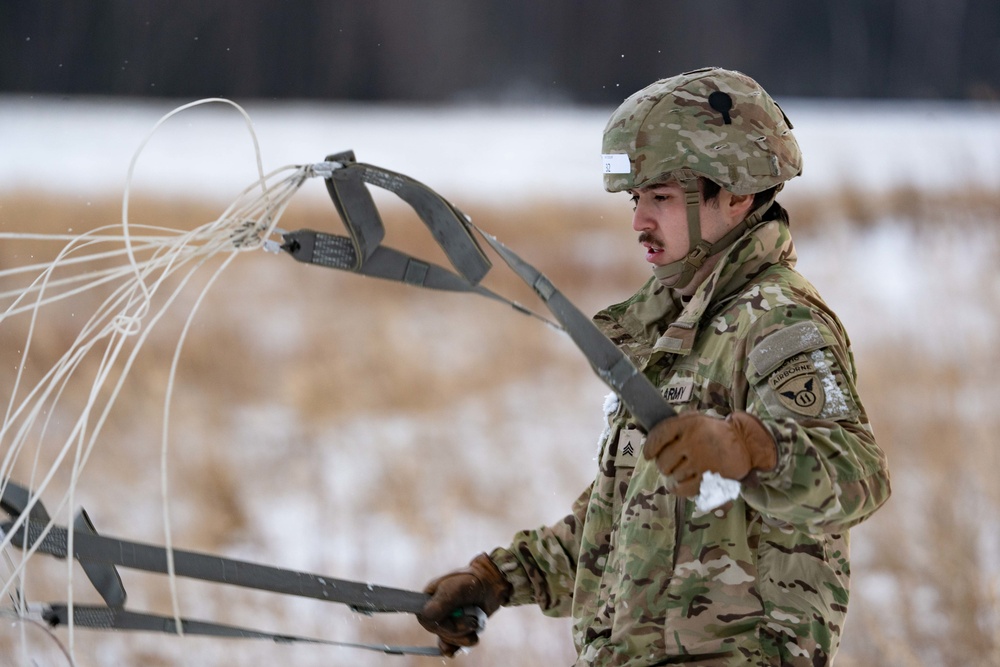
638 231 663 248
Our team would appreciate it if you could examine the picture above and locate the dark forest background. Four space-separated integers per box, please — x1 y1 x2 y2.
2 0 999 104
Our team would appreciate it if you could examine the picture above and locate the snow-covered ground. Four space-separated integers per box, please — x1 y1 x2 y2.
2 95 1000 204
1 96 999 666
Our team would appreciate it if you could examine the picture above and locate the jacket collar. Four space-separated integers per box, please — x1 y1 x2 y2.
594 219 797 369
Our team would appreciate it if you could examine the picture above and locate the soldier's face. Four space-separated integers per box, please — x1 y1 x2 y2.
629 182 747 268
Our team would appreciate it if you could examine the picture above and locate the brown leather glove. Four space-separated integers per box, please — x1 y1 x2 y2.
642 411 778 497
417 553 512 657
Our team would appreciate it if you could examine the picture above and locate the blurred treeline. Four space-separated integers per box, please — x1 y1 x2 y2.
2 0 999 103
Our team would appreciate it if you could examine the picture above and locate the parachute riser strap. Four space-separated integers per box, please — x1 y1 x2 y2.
284 153 675 429
280 228 559 328
3 515 429 615
281 152 561 328
355 163 490 284
322 160 384 270
38 604 441 656
1 478 457 656
470 225 676 432
321 151 491 286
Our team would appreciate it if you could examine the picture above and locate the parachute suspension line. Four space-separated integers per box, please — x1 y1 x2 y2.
0 104 581 658
106 98 317 643
158 250 242 638
0 98 324 656
119 97 268 312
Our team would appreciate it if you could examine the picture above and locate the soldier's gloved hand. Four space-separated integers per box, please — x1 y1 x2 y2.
642 411 778 497
418 553 511 657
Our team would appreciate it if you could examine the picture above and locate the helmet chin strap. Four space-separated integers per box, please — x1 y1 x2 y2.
652 176 777 291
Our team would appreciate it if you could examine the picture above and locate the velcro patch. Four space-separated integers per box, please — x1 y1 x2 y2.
749 321 827 377
769 354 824 417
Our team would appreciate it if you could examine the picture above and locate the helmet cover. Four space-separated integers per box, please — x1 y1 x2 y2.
602 67 802 195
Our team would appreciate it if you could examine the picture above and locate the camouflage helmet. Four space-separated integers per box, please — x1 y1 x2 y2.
602 67 802 195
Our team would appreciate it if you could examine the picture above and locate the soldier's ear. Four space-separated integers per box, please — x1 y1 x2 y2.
727 192 755 222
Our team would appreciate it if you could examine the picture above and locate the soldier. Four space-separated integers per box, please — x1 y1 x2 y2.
418 67 891 666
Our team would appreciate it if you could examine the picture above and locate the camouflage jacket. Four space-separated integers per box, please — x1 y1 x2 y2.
490 218 891 666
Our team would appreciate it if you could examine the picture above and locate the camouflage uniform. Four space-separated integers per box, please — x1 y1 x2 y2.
490 216 890 665
477 69 891 665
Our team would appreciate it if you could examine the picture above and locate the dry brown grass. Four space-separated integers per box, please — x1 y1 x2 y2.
838 343 1000 666
783 183 1000 233
1 187 998 666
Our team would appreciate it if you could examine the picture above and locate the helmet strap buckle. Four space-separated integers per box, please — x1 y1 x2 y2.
686 241 713 268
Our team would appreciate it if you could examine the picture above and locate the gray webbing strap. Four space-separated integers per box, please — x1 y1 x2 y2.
74 508 126 607
281 229 553 325
0 479 448 656
5 517 429 615
323 161 384 267
286 152 676 432
283 229 479 293
324 151 491 285
469 226 676 432
40 604 441 656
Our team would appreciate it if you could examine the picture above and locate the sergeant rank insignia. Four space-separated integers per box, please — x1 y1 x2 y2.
615 426 643 467
769 353 825 417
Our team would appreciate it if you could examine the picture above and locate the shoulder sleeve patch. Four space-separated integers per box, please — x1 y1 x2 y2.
768 354 825 417
748 321 827 377
758 348 859 421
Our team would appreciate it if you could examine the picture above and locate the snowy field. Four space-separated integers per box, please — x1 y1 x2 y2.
3 95 999 350
1 96 999 666
2 95 1000 203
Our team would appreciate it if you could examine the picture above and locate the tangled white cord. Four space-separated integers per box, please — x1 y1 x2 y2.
0 98 329 659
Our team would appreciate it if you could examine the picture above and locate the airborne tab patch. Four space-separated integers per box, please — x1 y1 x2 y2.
768 354 824 417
